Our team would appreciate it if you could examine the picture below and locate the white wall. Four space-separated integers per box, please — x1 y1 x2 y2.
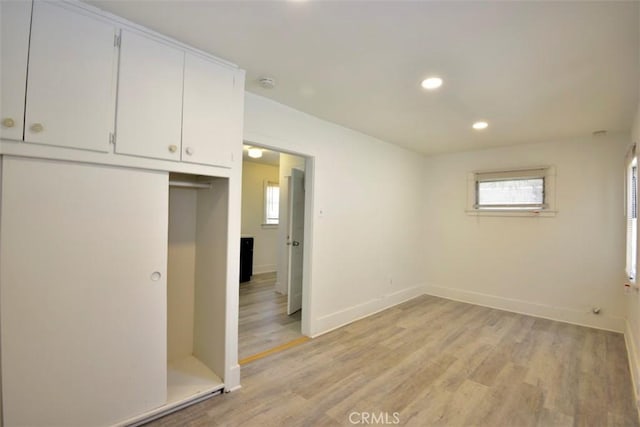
244 93 425 337
241 160 279 274
275 153 306 294
423 133 628 332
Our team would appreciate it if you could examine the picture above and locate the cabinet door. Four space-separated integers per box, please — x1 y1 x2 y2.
0 0 31 141
117 30 184 161
0 157 168 427
182 53 238 167
25 2 117 152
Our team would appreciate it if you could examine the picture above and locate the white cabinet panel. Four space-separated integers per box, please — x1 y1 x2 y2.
25 2 117 152
0 0 31 141
182 54 237 168
117 30 184 161
0 157 168 427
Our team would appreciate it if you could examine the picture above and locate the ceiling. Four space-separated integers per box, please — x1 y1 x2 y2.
242 144 280 166
87 0 639 155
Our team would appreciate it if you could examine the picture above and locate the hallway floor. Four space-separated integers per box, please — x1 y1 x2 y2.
238 272 302 360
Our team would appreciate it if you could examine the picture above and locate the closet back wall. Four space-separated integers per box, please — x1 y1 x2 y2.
168 187 197 361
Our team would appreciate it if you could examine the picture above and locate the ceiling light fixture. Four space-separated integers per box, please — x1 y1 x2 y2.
421 77 443 90
248 147 263 159
472 121 489 130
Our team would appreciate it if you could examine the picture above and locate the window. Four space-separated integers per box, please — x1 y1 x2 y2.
626 149 637 281
467 167 556 216
264 181 279 225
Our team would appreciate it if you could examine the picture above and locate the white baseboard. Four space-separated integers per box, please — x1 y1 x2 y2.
310 285 424 338
253 264 276 275
424 284 625 333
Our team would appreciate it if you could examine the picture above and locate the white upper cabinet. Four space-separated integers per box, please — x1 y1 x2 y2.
0 1 243 169
0 1 32 141
25 2 117 152
182 54 237 167
116 30 185 161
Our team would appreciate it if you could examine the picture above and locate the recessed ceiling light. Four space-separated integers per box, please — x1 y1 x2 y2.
248 147 263 158
421 77 443 90
472 121 489 130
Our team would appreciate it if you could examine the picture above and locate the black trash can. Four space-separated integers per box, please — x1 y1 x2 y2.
240 237 254 283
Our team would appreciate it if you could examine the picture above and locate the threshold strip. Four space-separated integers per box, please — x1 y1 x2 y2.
239 336 311 366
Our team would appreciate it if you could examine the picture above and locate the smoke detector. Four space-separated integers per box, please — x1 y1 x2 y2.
258 77 276 89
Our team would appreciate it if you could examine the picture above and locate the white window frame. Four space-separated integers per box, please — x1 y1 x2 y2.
466 166 557 217
626 148 637 282
263 180 279 226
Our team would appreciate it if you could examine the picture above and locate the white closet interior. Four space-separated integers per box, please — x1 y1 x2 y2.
165 172 228 407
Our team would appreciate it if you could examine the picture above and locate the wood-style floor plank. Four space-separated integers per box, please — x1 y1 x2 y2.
238 272 302 359
149 295 639 426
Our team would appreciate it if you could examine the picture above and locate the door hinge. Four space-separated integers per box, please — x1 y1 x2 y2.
114 34 121 48
109 132 116 145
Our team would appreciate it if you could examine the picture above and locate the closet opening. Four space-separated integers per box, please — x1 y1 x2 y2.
167 172 228 405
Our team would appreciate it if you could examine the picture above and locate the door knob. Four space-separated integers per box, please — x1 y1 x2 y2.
292 241 300 247
30 123 44 133
2 118 15 128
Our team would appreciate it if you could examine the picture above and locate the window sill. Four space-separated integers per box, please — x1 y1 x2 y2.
465 209 557 217
261 224 279 229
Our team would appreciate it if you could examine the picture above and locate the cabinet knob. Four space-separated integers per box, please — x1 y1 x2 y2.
30 123 44 133
150 271 162 281
168 144 178 153
185 147 194 156
2 118 15 128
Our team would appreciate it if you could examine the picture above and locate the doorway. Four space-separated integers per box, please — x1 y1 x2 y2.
238 144 311 362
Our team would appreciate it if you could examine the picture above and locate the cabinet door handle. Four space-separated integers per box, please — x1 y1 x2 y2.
30 123 44 133
168 144 178 153
185 147 194 156
150 271 162 281
2 118 15 128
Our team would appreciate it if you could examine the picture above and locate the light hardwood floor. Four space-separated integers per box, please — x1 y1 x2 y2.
238 272 302 360
151 295 639 426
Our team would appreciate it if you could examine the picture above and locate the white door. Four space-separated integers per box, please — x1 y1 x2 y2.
117 29 184 161
0 0 31 141
25 2 117 151
182 53 237 167
0 157 168 427
287 168 305 315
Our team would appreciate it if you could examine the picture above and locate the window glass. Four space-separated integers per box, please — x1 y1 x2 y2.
264 182 279 225
627 157 637 280
477 178 544 209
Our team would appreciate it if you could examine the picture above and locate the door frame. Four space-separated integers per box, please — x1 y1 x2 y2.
242 136 315 337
